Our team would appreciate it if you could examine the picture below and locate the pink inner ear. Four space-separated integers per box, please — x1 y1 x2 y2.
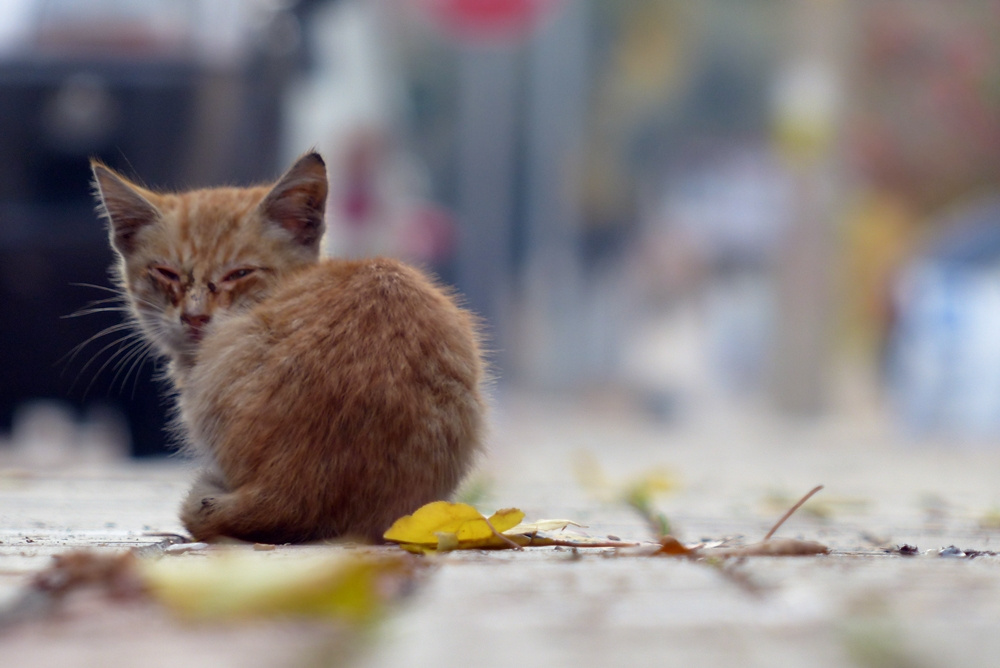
266 192 325 248
261 153 329 249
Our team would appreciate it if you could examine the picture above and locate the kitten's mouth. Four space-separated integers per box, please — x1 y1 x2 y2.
180 314 211 344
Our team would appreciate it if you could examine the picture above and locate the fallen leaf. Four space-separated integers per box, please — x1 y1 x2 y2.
505 519 586 535
384 502 633 553
140 551 410 622
483 508 526 535
614 535 698 557
6 546 416 629
703 538 829 558
32 550 144 598
656 535 695 556
383 501 525 553
573 451 677 505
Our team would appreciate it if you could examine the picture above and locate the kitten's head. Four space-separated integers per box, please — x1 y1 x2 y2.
91 152 328 370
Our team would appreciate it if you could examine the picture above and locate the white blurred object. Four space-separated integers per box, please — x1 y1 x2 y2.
0 0 288 65
1 400 129 467
889 198 1000 441
285 0 453 263
656 144 792 397
891 262 1000 440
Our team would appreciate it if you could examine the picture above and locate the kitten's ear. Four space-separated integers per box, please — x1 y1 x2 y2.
259 152 328 250
90 161 161 255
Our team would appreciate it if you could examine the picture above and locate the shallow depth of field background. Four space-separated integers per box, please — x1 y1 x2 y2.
3 0 1000 456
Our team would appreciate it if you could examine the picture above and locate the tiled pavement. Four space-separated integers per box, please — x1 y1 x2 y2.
3 391 1000 667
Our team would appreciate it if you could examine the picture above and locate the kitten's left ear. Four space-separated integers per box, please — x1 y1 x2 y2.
90 161 161 255
260 152 328 250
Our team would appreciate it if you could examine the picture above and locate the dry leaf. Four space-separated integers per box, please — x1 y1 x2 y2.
704 538 829 558
384 502 633 552
573 451 677 504
140 551 409 622
8 548 413 627
31 550 144 598
506 519 586 535
656 535 695 556
383 501 525 553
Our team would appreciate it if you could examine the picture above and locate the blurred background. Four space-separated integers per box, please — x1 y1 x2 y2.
3 0 1000 456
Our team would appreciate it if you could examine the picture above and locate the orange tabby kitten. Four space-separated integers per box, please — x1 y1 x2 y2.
90 153 486 543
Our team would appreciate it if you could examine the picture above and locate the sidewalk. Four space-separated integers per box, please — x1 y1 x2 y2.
3 390 1000 667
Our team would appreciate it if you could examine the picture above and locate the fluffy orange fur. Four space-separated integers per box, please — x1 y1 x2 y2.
90 153 486 543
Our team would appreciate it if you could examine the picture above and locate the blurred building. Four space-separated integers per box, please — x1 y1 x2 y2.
5 0 1000 453
0 0 303 455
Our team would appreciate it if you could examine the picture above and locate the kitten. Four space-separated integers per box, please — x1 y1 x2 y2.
90 153 487 543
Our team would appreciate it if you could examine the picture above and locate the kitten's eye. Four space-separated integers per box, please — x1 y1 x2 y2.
152 266 180 283
222 268 256 283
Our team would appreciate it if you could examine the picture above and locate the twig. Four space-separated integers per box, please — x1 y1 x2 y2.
763 485 824 541
483 516 524 551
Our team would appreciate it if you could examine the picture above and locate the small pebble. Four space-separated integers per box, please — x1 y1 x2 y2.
607 534 621 541
938 545 965 558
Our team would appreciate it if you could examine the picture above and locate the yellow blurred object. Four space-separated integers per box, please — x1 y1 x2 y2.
140 550 407 623
383 501 626 552
383 501 525 553
573 450 678 503
840 192 917 356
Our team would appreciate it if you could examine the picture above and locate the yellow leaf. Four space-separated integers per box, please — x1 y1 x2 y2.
383 501 485 546
485 508 525 534
140 551 405 622
384 502 525 552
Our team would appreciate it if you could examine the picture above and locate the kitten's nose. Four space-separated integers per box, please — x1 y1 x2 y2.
181 313 211 340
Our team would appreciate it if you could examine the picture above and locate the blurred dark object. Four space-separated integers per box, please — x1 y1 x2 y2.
0 0 304 456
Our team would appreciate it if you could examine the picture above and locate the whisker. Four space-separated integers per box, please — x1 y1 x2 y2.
119 340 158 399
63 291 128 319
64 280 168 400
111 337 153 393
69 282 122 295
73 295 121 306
67 282 161 313
69 330 145 392
130 351 157 399
82 334 147 398
58 322 138 370
63 305 133 319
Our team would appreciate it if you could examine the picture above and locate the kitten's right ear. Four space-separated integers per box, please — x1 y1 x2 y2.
90 160 161 255
259 152 328 250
